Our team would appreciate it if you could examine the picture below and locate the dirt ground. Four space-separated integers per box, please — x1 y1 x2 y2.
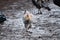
0 0 60 40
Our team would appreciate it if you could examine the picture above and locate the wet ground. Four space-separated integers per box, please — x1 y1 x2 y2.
0 0 60 40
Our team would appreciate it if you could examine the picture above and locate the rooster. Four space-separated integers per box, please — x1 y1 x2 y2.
23 10 33 32
32 0 51 14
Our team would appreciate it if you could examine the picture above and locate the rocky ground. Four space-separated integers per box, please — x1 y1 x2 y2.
0 0 60 40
